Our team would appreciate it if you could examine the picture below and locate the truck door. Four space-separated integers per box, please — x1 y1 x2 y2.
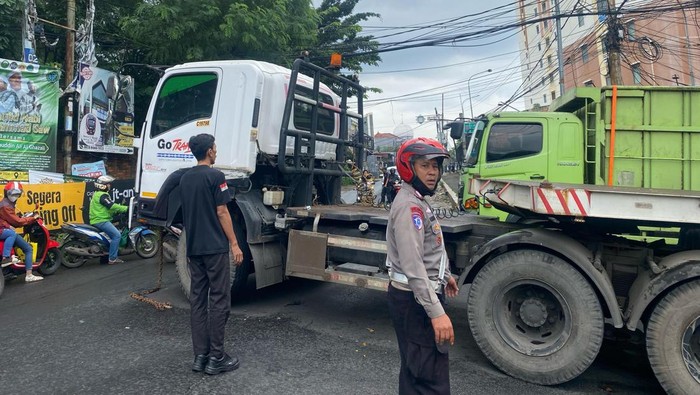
137 69 221 210
478 122 547 182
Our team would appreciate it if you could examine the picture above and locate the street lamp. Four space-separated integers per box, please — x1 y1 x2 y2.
467 68 492 118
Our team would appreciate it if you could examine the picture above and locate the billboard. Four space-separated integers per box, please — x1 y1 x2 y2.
0 58 60 172
77 64 135 154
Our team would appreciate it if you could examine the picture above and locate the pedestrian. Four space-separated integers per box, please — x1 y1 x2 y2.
385 137 460 394
386 167 399 204
379 168 389 204
179 133 244 375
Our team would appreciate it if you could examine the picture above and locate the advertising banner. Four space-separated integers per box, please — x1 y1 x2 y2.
28 170 65 184
71 160 107 178
0 58 60 172
15 182 86 230
77 64 135 155
5 179 135 231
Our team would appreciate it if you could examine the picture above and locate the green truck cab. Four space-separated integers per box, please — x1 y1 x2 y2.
456 86 700 217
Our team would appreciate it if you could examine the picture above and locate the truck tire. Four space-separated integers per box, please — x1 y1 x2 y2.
467 249 604 385
646 280 700 394
175 228 252 303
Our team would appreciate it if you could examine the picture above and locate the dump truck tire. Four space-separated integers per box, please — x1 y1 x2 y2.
647 280 700 394
467 249 604 385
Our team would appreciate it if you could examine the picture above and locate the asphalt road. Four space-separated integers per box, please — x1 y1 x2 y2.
1 255 664 394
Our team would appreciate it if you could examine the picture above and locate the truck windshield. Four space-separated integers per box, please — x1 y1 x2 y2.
151 73 217 137
465 120 485 167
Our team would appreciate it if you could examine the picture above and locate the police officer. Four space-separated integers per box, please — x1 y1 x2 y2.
386 137 459 394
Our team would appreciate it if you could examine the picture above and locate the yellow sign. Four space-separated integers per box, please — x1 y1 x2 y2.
15 182 86 230
0 171 29 182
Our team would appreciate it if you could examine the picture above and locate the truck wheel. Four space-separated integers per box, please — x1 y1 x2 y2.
175 228 252 303
646 280 700 394
467 249 603 385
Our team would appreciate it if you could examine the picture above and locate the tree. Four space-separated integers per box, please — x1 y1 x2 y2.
314 0 381 95
0 0 23 60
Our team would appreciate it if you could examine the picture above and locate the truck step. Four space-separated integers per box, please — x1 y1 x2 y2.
335 263 380 275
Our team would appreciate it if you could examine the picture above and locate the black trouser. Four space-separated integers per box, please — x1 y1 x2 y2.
381 186 389 203
188 252 231 359
388 285 450 395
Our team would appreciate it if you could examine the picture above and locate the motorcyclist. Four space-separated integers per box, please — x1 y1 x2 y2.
0 182 43 282
89 175 128 264
385 167 400 203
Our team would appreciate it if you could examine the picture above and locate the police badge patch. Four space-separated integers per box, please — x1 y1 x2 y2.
410 206 424 231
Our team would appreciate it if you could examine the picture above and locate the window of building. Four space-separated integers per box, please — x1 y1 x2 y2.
486 123 543 162
536 25 540 34
548 55 552 66
534 8 538 17
627 21 636 41
549 72 554 83
538 42 542 51
581 44 589 62
551 91 556 100
544 19 548 29
578 10 584 26
543 94 548 103
540 60 543 69
542 77 546 86
546 37 551 48
632 63 642 84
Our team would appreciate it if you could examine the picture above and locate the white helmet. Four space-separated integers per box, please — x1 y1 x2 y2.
95 175 115 191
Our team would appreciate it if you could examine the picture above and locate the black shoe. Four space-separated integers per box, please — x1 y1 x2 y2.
204 353 240 375
192 354 209 372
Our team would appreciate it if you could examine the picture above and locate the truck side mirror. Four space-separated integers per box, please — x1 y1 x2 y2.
106 75 119 100
449 123 464 140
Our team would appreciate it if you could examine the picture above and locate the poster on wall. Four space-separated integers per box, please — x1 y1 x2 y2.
71 160 107 178
77 63 135 155
0 58 60 172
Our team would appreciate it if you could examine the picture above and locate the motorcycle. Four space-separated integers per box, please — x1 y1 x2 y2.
0 210 63 297
60 198 159 268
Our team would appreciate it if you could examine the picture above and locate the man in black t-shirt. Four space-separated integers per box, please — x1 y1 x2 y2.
180 133 244 376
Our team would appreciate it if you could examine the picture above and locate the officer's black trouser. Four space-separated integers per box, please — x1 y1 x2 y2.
388 284 450 395
188 252 231 359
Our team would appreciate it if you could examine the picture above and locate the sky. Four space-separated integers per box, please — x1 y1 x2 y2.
324 0 524 145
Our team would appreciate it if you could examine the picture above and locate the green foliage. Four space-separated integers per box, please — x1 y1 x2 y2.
315 0 382 95
0 0 25 60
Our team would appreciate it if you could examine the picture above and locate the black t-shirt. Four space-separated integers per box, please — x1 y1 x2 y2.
180 165 232 256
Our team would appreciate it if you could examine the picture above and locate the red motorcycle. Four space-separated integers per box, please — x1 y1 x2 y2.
0 211 62 297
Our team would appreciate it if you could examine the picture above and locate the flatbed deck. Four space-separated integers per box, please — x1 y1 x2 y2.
471 178 700 226
286 204 501 234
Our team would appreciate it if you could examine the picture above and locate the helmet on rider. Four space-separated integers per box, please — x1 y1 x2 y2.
95 175 115 191
4 181 23 203
395 137 450 196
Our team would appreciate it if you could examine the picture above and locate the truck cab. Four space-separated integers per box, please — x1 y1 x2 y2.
456 112 584 217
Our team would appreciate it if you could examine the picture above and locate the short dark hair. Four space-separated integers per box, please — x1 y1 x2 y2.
189 133 215 160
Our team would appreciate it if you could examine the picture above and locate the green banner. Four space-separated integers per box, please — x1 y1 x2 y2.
0 58 60 172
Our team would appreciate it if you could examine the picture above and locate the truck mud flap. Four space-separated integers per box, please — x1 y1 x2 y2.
249 242 284 289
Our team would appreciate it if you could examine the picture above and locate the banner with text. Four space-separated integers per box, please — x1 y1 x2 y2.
0 59 60 171
15 182 86 230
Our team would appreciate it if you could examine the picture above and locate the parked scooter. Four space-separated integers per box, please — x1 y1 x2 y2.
60 198 159 268
0 209 62 297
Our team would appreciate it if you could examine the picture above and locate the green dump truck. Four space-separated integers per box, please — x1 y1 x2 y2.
455 86 699 212
450 86 700 392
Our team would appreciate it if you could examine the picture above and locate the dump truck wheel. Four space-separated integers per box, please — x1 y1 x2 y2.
467 249 604 385
647 280 700 394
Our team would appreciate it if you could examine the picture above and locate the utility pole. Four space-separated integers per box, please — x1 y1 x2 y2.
63 0 76 173
554 0 565 95
606 0 624 84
